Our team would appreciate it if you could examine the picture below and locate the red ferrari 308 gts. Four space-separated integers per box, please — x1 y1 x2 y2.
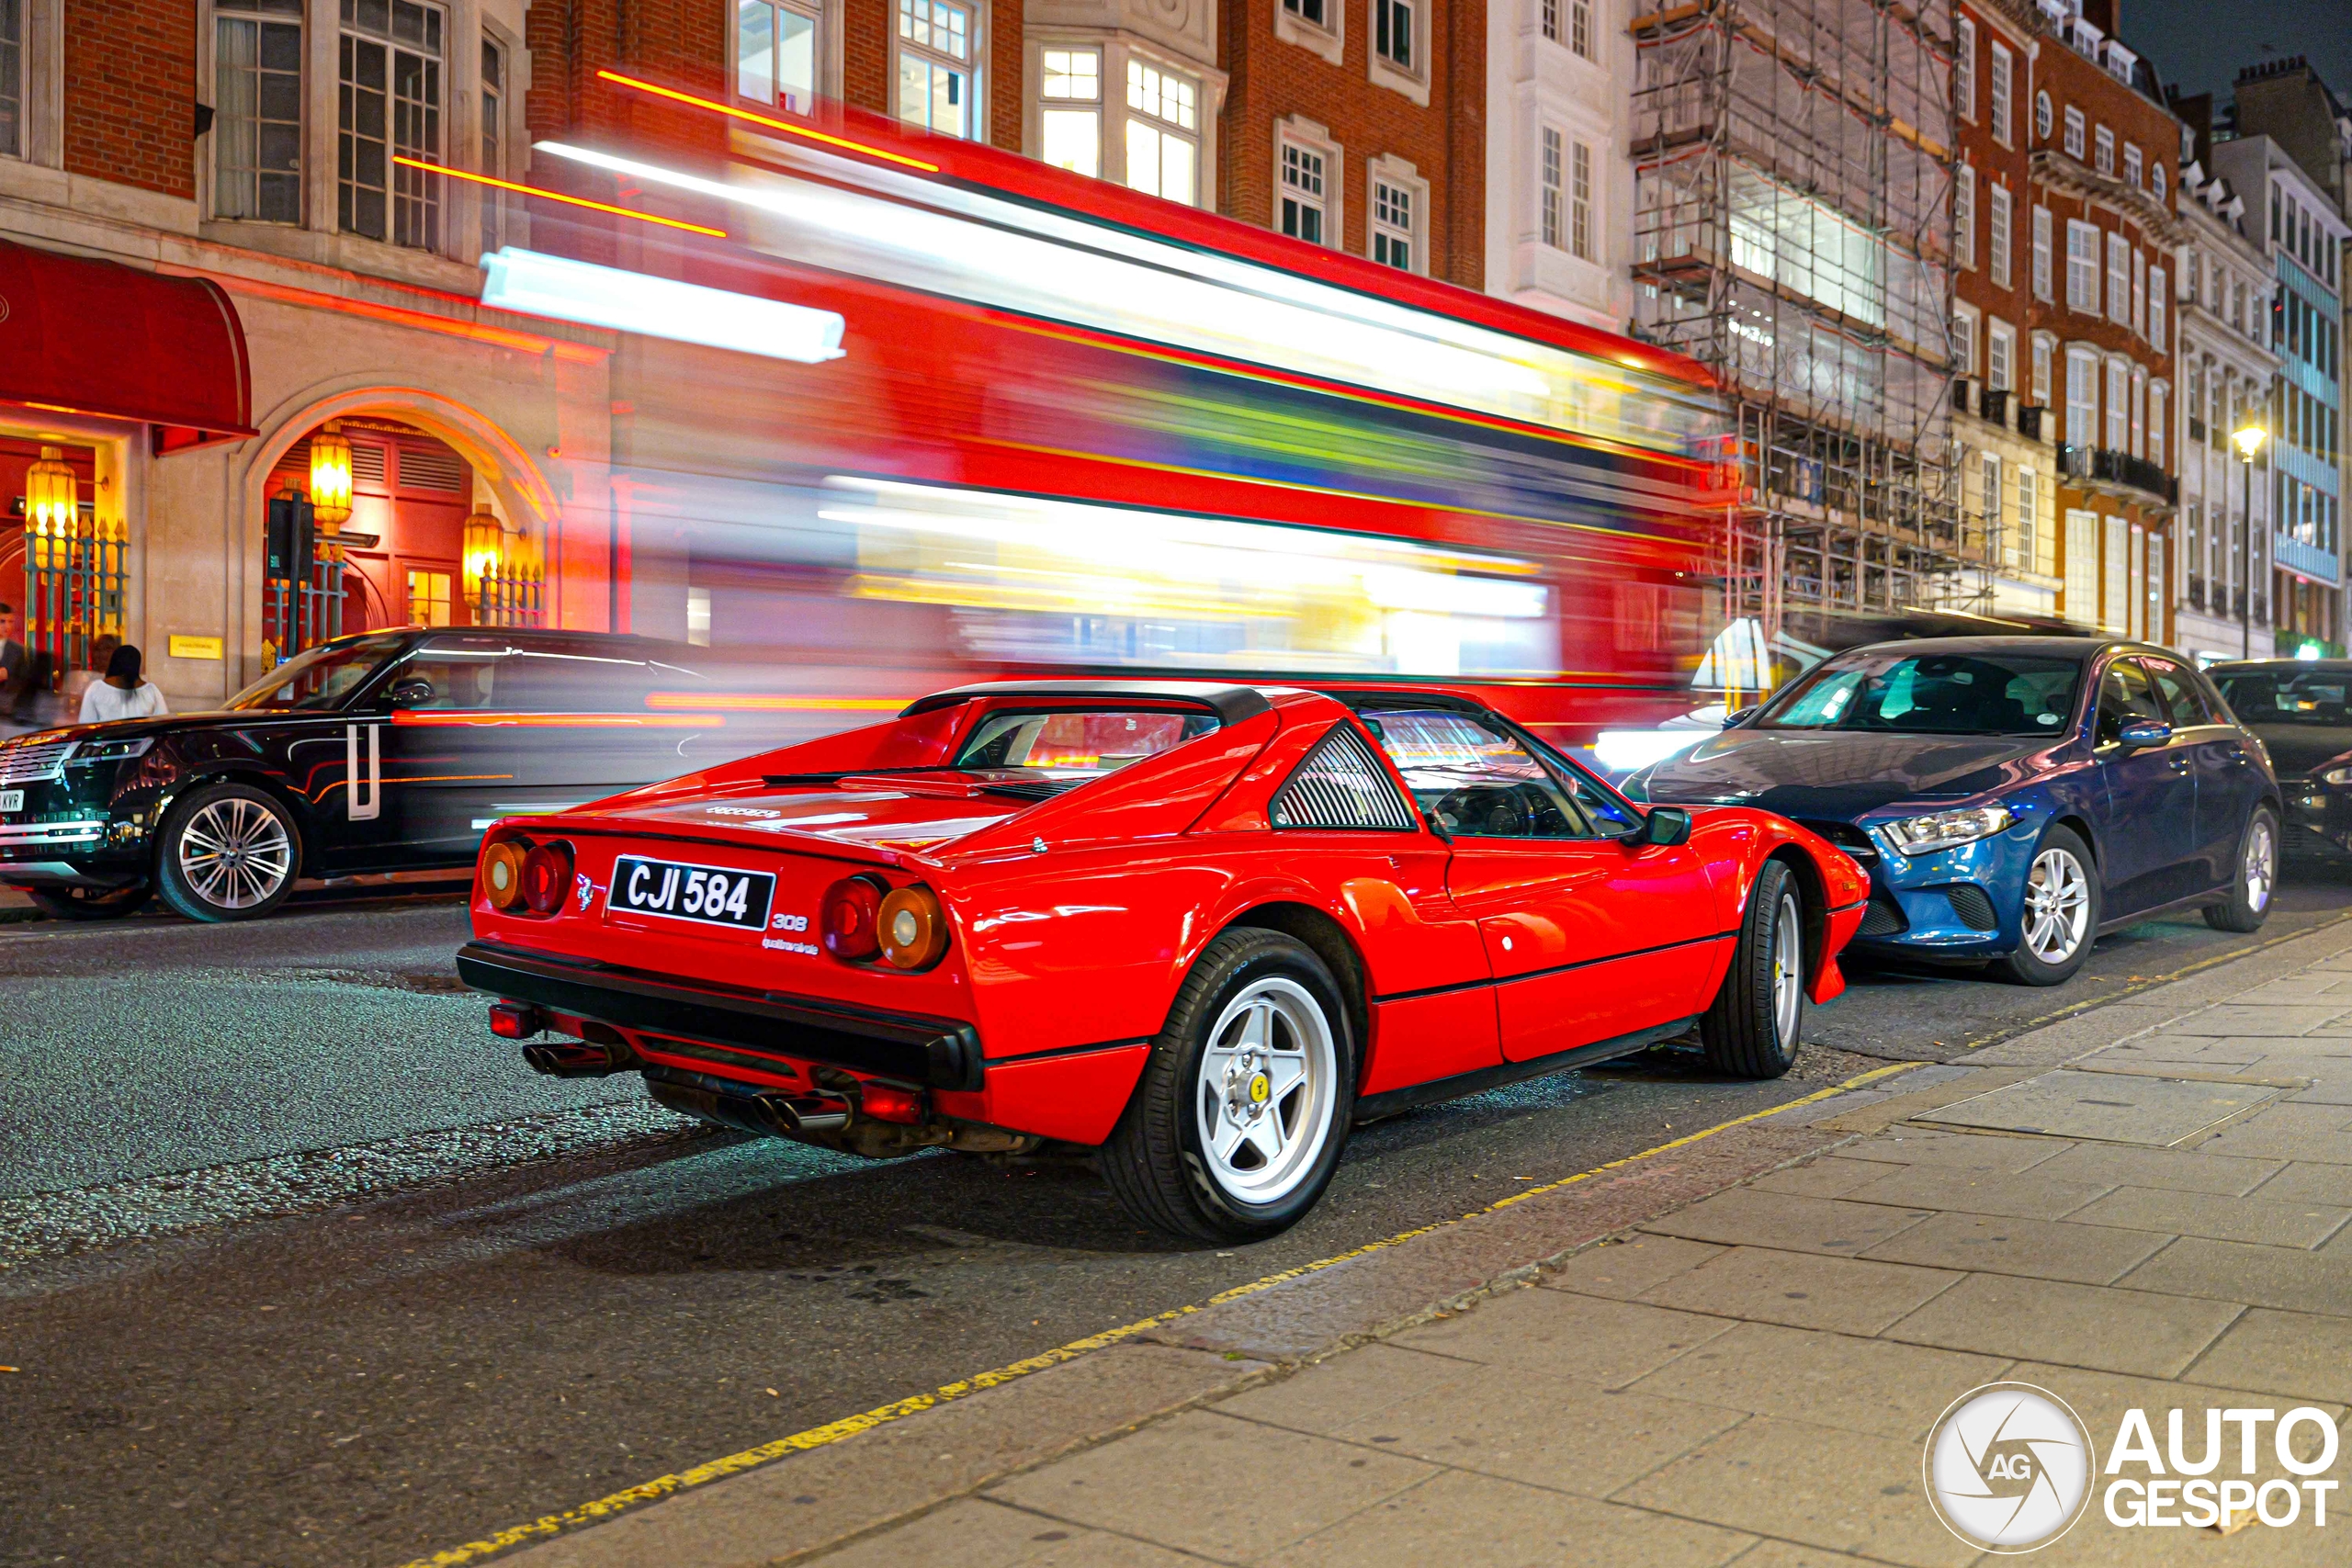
458 681 1868 1240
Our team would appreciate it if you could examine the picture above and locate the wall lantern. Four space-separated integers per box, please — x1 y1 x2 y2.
25 446 76 539
309 420 355 527
462 504 505 606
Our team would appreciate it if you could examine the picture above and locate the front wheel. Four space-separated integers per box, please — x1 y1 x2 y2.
154 784 301 922
23 882 152 921
1991 826 2099 986
2204 807 2278 933
1100 929 1354 1243
1699 859 1804 1078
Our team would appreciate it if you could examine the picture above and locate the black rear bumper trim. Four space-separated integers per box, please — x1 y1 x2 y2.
455 941 984 1091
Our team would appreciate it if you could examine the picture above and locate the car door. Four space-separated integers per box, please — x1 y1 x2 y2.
2091 657 2200 915
1366 706 1724 1064
370 636 529 859
2144 655 2258 893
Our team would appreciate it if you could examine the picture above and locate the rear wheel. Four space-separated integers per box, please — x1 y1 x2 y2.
2204 807 2278 933
154 784 300 923
1699 859 1804 1078
23 882 151 921
1101 929 1354 1243
1991 826 2098 986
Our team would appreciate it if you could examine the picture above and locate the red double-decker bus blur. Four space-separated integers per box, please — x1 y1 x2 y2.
494 74 1737 750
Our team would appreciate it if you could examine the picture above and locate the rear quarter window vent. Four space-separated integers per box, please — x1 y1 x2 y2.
1271 728 1418 831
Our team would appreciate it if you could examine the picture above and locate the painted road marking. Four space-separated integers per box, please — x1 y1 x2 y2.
401 1059 1923 1567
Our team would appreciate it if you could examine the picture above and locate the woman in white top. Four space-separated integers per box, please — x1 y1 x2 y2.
79 644 170 724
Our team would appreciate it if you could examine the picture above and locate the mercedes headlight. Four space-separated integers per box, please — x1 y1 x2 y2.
68 737 155 764
1880 806 2015 856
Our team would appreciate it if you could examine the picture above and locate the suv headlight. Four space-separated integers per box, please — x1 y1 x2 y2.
1880 806 2015 856
68 738 155 764
2324 766 2352 786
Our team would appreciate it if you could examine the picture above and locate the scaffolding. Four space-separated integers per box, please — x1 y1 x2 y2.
1631 0 1974 651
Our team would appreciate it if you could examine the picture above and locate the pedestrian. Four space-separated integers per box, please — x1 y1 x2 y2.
79 644 170 724
0 602 46 738
61 634 119 716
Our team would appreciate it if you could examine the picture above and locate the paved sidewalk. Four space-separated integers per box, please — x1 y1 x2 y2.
499 919 2352 1568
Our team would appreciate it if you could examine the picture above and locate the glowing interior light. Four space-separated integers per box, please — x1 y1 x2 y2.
478 246 846 364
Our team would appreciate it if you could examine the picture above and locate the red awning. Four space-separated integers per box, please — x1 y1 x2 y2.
0 238 255 448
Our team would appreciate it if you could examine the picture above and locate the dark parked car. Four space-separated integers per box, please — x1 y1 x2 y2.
1623 637 2280 985
2208 660 2352 858
0 627 745 922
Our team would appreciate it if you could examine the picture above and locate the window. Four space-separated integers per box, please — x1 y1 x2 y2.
2066 350 2097 445
407 568 454 627
1125 59 1197 202
897 0 973 138
956 707 1218 776
2065 509 2098 619
1956 17 1975 120
1570 138 1593 260
1281 138 1328 244
1955 164 1974 267
1039 47 1100 177
1758 652 2085 737
1982 452 2002 544
2106 358 2129 450
339 0 445 250
1990 43 2013 144
2123 142 2142 189
0 0 19 158
2152 164 2165 201
1988 319 2015 391
2066 219 2099 311
1374 0 1412 71
2094 124 2114 176
2031 204 2052 299
216 1 305 224
2016 465 2038 569
1541 0 1556 41
2147 265 2165 347
2130 370 2144 456
2149 384 2165 468
1270 728 1417 831
480 36 504 250
738 0 820 115
2032 335 2052 403
2036 88 2053 141
1540 125 1563 249
1364 709 1634 839
2106 231 2130 325
1372 177 1413 269
2131 245 2144 334
1952 305 1976 376
1989 182 2012 287
2064 105 2085 160
2103 516 2128 632
1283 0 1328 28
1571 0 1591 59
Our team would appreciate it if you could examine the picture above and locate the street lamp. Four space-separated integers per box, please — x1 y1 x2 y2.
2233 422 2267 658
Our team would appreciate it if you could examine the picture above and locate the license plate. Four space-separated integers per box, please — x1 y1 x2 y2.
0 791 20 814
608 855 775 931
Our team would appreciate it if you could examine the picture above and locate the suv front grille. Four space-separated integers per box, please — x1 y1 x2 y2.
0 740 73 787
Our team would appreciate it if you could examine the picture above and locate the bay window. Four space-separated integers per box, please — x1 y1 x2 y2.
1040 47 1100 177
1125 59 1197 204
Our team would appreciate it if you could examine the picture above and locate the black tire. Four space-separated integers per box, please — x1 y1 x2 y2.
1990 824 2099 986
2204 806 2278 933
1700 859 1804 1078
24 882 151 921
154 783 301 923
1100 929 1356 1243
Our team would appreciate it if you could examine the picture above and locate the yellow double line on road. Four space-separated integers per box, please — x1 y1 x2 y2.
402 1059 1921 1567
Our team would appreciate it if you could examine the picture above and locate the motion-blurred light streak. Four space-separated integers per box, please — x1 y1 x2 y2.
477 247 846 364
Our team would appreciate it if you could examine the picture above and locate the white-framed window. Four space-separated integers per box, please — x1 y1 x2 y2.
2065 508 2099 619
1374 0 1413 71
1990 42 2014 145
2036 88 2053 141
1285 0 1329 25
0 0 21 159
1541 0 1556 41
2066 219 2099 311
2149 382 2166 468
1572 0 1591 56
1569 137 1593 260
897 0 975 138
2064 104 2085 159
1540 124 1563 249
1956 16 1975 121
2031 203 2052 299
1988 182 2012 287
1125 58 1198 204
1982 450 2003 542
480 33 505 250
1955 164 1975 268
1280 132 1330 245
2095 123 2114 176
1988 318 2015 392
2131 245 2144 334
2106 357 2129 450
2106 231 2131 326
2032 333 2053 403
1953 301 1978 377
339 0 445 250
2102 515 2128 631
2066 348 2098 445
2130 367 2145 457
216 0 305 224
738 0 821 116
2123 142 2142 189
2147 264 2165 347
1371 170 1420 270
2016 464 2038 570
1039 46 1099 177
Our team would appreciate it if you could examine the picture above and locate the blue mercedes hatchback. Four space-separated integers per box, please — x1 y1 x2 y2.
1625 637 2281 985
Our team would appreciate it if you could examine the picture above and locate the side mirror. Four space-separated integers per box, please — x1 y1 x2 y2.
388 678 435 708
1722 707 1755 729
1624 806 1692 849
2116 719 2173 750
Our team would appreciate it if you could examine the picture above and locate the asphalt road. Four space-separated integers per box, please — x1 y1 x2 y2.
2 863 2348 1568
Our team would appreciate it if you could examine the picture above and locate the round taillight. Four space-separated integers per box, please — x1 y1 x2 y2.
521 841 573 915
481 840 528 910
876 886 948 971
821 876 884 960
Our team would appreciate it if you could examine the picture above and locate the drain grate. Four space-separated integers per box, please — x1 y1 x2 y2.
1911 1069 2290 1146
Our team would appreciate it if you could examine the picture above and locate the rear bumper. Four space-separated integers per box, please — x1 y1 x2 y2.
454 941 985 1091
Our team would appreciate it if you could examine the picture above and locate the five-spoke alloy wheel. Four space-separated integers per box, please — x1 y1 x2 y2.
155 783 301 923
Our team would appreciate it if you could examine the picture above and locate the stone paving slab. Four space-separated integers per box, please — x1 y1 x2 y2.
1615 1319 2009 1442
1881 1271 2245 1378
1266 1467 1758 1568
2119 1234 2352 1314
2023 1140 2284 1195
2183 1307 2352 1404
1855 1208 2173 1284
1834 1159 2115 1220
1911 1069 2290 1145
2064 1183 2352 1248
1637 1189 1935 1258
1630 1245 1963 1336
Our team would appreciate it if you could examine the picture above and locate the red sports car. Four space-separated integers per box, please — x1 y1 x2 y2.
458 681 1868 1239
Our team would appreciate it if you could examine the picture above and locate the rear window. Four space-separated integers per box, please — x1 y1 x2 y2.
953 708 1219 780
2214 670 2352 728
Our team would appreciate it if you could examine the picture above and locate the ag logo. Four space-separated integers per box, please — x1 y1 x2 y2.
1924 1382 2095 1552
